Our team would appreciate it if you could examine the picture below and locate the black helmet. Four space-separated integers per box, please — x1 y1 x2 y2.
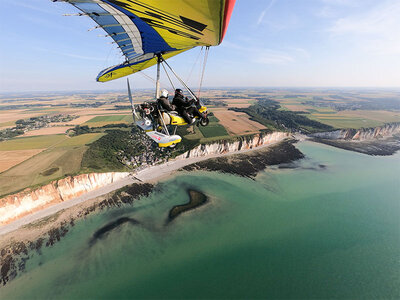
175 88 183 94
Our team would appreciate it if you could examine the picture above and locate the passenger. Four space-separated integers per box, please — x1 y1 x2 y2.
172 88 204 124
157 89 176 111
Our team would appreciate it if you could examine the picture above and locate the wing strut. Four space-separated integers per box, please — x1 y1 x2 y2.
127 78 138 121
155 54 162 99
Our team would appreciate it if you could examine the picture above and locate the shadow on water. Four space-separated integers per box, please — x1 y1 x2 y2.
166 189 208 224
89 217 141 246
89 188 209 246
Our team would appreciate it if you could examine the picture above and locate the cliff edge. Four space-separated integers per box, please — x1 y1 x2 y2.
0 172 130 225
311 123 400 155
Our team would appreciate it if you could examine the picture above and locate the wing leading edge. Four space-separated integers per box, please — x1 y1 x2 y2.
59 0 235 82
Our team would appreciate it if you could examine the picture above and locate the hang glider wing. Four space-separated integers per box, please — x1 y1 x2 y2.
58 0 236 82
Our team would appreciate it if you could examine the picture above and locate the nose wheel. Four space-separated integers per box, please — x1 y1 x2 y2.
199 117 209 126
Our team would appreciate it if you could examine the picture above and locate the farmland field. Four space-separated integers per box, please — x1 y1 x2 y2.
0 146 88 196
198 124 229 138
307 115 382 129
212 109 266 135
23 126 73 136
1 88 399 196
84 115 133 127
56 133 105 147
0 149 44 173
306 110 400 129
0 121 15 128
0 135 67 151
0 132 104 194
85 115 130 122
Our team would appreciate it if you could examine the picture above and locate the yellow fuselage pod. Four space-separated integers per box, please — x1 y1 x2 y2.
170 114 187 126
199 106 207 114
169 106 207 126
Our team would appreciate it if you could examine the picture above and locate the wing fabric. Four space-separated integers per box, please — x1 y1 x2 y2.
60 0 235 82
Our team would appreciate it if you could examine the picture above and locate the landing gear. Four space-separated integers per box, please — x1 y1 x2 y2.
199 117 209 126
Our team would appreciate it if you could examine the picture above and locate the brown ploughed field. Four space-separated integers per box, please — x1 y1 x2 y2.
212 109 266 135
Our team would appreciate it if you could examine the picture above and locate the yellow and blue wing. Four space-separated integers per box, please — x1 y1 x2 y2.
60 0 236 82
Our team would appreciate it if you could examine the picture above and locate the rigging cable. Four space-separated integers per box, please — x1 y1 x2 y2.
198 46 210 99
138 71 169 90
161 62 175 91
186 47 204 83
138 71 156 84
162 57 198 101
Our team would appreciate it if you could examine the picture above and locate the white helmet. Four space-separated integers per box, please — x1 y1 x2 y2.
160 89 168 98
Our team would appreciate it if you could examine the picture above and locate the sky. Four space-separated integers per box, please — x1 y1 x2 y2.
0 0 399 92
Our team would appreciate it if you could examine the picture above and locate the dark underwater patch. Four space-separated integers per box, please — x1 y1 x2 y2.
167 189 208 224
90 217 140 245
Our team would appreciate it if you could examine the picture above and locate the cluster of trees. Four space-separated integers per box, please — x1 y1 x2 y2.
81 129 131 171
81 128 172 171
200 98 227 107
69 123 130 136
70 101 105 108
113 105 132 110
0 114 78 141
70 125 93 136
0 104 46 110
0 128 24 141
231 98 333 133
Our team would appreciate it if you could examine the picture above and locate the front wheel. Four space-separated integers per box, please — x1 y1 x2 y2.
199 117 209 126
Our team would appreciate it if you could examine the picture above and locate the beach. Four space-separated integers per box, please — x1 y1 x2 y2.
1 140 398 298
0 137 305 287
0 136 294 237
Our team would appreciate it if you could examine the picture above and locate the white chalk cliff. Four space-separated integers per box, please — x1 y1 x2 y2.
0 131 290 226
177 132 290 159
312 123 400 141
0 172 129 225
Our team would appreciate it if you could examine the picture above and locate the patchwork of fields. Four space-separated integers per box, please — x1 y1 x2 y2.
0 133 104 196
1 89 399 195
83 115 133 127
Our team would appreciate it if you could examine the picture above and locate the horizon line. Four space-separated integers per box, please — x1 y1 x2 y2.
1 86 400 95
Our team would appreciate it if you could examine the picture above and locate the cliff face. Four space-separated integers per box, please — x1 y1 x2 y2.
0 172 129 225
177 132 290 159
0 131 291 226
312 123 400 141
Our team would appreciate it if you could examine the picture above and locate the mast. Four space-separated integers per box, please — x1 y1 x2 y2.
155 54 162 99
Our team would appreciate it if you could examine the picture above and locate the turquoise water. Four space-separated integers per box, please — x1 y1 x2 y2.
2 142 399 299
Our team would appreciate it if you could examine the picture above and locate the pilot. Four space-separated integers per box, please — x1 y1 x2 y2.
157 89 176 111
172 88 204 124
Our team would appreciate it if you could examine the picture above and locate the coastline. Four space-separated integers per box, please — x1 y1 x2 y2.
311 137 400 156
0 137 303 286
0 134 290 236
3 134 399 287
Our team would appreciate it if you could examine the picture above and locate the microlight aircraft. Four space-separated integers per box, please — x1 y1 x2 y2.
56 0 236 147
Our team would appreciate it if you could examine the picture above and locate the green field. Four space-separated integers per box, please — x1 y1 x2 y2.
84 115 133 127
56 133 105 147
0 133 106 196
307 116 383 129
0 135 67 151
0 146 87 197
198 124 229 138
86 115 132 123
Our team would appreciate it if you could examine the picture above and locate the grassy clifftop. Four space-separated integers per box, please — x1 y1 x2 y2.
231 99 333 134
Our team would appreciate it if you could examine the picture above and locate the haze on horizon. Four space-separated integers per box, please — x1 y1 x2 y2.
1 0 400 93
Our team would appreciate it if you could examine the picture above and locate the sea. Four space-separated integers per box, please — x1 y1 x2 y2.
1 141 399 299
